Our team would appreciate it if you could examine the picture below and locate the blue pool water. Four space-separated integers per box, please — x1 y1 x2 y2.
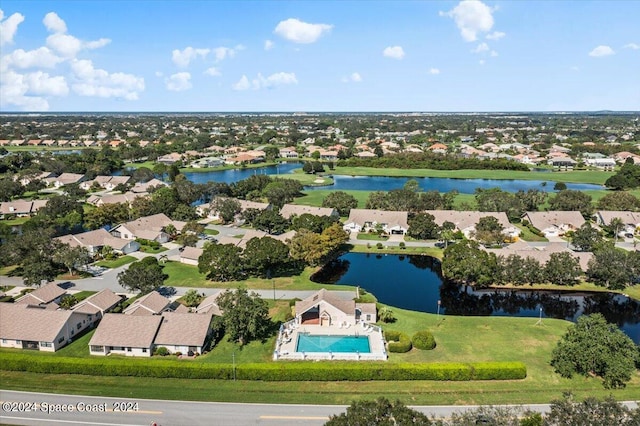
296 334 371 353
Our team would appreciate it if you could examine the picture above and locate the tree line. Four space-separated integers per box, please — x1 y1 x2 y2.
338 152 530 171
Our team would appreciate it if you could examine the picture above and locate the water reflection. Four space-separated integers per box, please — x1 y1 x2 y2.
311 252 640 343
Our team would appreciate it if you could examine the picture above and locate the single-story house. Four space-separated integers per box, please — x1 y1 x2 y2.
595 211 640 235
279 147 299 158
523 211 586 238
86 191 145 207
89 314 162 357
0 199 48 218
71 289 123 324
196 293 223 316
216 229 296 249
547 157 577 169
343 209 408 235
56 228 140 255
131 179 168 193
110 213 184 243
179 246 203 265
484 241 593 271
44 173 85 188
425 210 520 239
157 153 183 165
18 171 53 186
279 204 339 220
15 282 66 307
584 158 616 170
197 197 271 220
0 303 92 352
80 175 131 191
123 291 171 316
294 289 377 327
153 311 215 355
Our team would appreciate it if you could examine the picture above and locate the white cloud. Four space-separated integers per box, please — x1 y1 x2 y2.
486 31 505 41
623 43 639 50
43 11 67 33
172 47 209 68
429 68 440 75
1 47 63 71
0 10 25 46
490 50 498 57
232 75 251 91
383 46 405 59
43 12 110 58
274 18 333 44
70 59 145 100
165 72 192 91
441 0 495 42
24 71 69 96
213 46 236 62
204 67 221 77
264 40 274 50
0 70 50 110
589 45 615 57
472 42 490 53
155 71 163 77
252 72 298 89
479 59 486 65
342 72 362 83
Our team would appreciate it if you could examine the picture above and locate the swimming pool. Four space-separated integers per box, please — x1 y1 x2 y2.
296 334 371 353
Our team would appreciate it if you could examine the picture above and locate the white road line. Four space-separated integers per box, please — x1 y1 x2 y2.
0 416 146 426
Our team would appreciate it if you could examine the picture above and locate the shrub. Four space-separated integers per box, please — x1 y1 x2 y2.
412 330 436 350
154 347 169 356
399 242 406 249
378 306 396 323
376 242 384 250
385 330 412 353
0 353 525 381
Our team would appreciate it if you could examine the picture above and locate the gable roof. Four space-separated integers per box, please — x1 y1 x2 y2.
56 228 136 251
596 211 640 226
279 204 337 219
15 283 65 305
524 211 586 231
131 179 168 193
123 291 171 316
153 312 213 347
346 209 408 230
0 304 87 342
72 289 123 315
196 293 223 316
425 210 513 231
89 313 162 348
295 289 355 317
180 246 203 261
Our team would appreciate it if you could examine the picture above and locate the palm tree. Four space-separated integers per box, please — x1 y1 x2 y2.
159 254 168 265
163 224 177 240
610 217 625 244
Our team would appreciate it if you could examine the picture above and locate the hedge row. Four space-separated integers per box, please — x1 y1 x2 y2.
385 330 412 353
0 353 526 381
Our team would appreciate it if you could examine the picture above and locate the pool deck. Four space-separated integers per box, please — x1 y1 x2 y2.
273 321 388 361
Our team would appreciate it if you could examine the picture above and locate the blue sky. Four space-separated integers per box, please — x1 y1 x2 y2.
1 1 638 112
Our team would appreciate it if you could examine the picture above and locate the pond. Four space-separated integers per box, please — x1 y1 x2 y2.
183 164 603 194
311 252 640 344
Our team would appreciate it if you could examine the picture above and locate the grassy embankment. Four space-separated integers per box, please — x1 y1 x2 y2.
1 300 638 405
95 255 137 268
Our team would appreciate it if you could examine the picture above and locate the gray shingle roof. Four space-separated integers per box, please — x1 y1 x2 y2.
89 313 162 348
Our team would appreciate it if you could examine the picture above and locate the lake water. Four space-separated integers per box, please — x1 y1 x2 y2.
311 252 640 344
183 164 603 194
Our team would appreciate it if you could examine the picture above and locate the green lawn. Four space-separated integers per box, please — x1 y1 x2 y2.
278 169 334 186
139 245 168 254
349 244 443 258
95 255 137 268
292 190 369 208
0 216 30 226
72 291 97 302
162 261 353 291
2 303 638 405
514 223 548 242
333 166 614 185
203 228 220 236
356 232 389 241
0 265 19 276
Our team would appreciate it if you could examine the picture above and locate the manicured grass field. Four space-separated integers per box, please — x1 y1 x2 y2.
72 291 97 302
278 169 334 186
203 228 219 236
349 244 443 258
356 232 388 241
0 216 30 226
95 255 137 268
1 303 637 405
333 166 614 185
162 261 353 291
514 223 548 242
139 245 168 254
292 190 369 208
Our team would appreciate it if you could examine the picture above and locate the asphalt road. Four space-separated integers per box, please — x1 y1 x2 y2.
3 390 637 426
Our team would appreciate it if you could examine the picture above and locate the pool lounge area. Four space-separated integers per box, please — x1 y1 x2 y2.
273 320 388 361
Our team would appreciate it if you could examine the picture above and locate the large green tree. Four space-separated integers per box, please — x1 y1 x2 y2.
326 398 433 426
407 213 440 240
117 257 167 294
212 198 241 224
216 288 271 346
243 237 290 277
473 216 505 246
442 240 498 287
198 243 245 281
52 244 91 276
252 209 289 235
544 252 582 286
586 243 636 290
549 190 593 218
596 191 640 211
322 191 358 216
550 314 639 389
570 223 603 252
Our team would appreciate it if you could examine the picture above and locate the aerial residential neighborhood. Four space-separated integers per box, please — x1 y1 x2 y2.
1 0 639 423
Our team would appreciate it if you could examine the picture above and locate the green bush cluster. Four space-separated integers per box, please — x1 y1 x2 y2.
135 238 161 249
385 330 412 353
0 353 526 381
411 331 436 350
